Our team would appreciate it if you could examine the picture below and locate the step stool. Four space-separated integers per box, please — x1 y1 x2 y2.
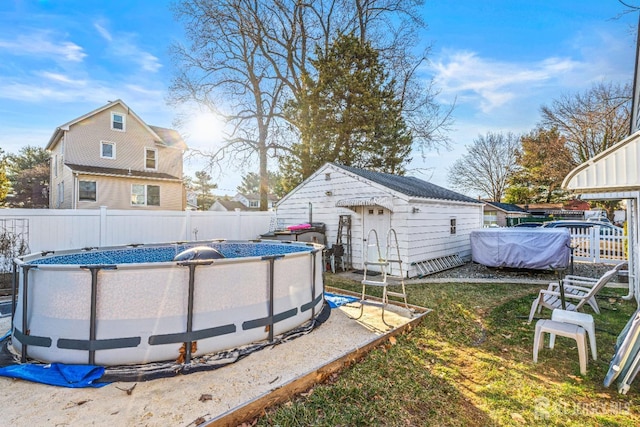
550 309 597 360
533 319 588 375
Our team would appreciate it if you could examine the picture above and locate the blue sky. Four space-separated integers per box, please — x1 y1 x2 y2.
0 0 638 195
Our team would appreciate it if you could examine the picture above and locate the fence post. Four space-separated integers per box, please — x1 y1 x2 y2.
185 209 192 241
593 227 600 263
99 206 107 247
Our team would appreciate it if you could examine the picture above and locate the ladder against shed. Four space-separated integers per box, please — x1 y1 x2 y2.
411 254 465 278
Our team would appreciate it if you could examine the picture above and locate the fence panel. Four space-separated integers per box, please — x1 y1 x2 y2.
0 208 275 263
570 226 626 263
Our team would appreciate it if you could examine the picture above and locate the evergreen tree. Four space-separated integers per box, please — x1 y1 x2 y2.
5 146 50 208
282 34 412 191
192 170 217 211
237 171 286 198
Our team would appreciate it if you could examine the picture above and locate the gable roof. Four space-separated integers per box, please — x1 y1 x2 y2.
484 201 528 213
334 164 480 204
46 99 187 150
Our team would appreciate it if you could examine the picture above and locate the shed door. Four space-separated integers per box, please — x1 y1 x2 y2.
362 206 392 273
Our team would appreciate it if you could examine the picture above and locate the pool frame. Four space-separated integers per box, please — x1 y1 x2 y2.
10 240 324 366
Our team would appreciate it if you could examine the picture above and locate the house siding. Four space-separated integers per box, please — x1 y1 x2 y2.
47 101 185 210
276 163 484 276
63 106 183 177
73 175 183 210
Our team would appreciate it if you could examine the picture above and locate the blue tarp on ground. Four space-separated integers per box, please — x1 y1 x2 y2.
0 363 109 388
324 292 358 308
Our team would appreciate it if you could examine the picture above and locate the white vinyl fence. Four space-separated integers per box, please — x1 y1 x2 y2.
569 226 627 263
0 207 274 262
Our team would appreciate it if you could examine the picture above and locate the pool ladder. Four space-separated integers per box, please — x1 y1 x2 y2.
356 228 409 327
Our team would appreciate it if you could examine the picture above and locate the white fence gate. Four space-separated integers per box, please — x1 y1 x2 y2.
569 226 627 263
0 207 274 261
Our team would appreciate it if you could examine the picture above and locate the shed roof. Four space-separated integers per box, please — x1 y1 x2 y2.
334 164 480 204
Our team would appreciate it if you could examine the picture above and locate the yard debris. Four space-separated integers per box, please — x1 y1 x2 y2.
115 383 136 395
199 394 212 402
63 399 91 409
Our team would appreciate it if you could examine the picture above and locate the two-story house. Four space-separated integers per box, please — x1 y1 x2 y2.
46 99 187 210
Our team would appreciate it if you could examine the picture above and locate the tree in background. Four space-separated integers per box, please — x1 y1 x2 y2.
191 170 217 211
281 34 412 191
448 132 520 201
237 171 286 199
170 0 451 210
505 127 575 204
0 149 9 205
4 146 50 208
540 81 630 163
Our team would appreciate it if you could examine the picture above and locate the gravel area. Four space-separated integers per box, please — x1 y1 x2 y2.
424 261 620 282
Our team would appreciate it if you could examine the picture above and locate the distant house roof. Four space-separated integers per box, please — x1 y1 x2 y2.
238 193 279 202
334 164 480 204
66 164 182 181
484 201 528 213
213 200 248 211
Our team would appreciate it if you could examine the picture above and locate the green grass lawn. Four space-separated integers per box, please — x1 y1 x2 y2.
256 275 640 426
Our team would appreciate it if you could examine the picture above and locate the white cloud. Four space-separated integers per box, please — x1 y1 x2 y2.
429 50 581 113
93 20 162 73
94 22 113 42
0 31 86 62
37 71 87 86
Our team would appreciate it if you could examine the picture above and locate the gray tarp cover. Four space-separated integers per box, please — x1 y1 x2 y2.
471 228 571 269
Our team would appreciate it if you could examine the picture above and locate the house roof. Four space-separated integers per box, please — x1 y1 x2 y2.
148 125 187 150
484 201 528 213
212 200 249 211
66 164 182 181
334 164 480 204
46 99 187 150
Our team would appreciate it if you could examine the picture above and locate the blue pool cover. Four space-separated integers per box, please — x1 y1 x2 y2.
29 242 312 265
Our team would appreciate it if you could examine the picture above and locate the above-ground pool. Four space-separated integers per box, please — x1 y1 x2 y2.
11 240 324 366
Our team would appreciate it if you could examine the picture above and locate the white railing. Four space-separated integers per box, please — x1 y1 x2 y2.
569 226 627 263
0 207 274 257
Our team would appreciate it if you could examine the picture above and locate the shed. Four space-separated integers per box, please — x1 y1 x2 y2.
562 130 640 301
275 163 484 277
483 201 529 226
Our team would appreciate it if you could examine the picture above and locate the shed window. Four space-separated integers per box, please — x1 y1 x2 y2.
450 218 457 235
79 181 97 202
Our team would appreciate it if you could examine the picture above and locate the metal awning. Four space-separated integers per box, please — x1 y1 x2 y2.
335 196 394 212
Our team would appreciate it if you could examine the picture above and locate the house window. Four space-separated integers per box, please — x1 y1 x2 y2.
248 200 259 208
450 218 457 235
378 209 384 215
145 148 157 170
53 155 58 177
111 112 125 131
131 184 160 206
101 141 115 159
79 181 97 202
